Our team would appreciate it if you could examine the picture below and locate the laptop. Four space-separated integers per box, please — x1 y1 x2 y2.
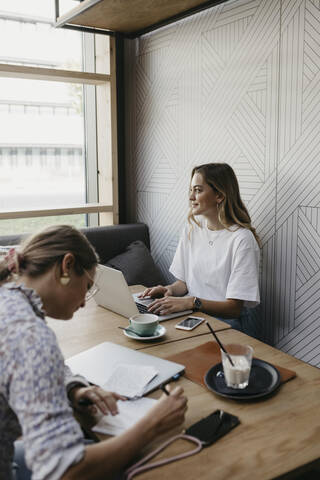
66 341 185 394
94 264 192 321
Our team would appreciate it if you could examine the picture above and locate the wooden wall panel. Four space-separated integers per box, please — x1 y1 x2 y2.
124 0 320 367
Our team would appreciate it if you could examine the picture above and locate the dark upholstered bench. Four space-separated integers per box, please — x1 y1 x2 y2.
0 223 164 287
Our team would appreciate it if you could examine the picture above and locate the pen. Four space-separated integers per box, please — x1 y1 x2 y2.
160 383 170 396
78 397 93 406
160 372 182 395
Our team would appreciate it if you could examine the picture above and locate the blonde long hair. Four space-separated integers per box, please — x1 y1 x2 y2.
188 163 261 247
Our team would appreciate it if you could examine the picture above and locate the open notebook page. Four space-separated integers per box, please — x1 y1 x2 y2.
103 363 158 398
92 397 157 436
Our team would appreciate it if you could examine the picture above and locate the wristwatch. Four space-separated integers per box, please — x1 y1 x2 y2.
193 297 202 311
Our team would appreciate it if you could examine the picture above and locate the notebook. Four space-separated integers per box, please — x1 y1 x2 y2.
65 341 185 394
93 397 157 436
94 264 192 321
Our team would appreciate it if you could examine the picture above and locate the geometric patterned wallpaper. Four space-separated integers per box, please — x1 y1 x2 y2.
124 0 320 367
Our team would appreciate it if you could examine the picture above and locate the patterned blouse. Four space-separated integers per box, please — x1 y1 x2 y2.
0 282 88 480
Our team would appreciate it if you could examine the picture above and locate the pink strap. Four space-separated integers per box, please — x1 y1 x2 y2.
125 434 202 479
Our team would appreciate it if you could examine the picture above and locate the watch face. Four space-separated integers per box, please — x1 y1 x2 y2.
194 297 202 310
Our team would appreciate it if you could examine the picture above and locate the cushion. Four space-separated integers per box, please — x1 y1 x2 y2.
105 240 165 287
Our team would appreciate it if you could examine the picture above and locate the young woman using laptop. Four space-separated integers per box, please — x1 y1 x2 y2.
141 163 261 337
0 225 187 480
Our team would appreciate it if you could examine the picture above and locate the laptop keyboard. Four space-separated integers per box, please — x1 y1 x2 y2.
135 302 149 314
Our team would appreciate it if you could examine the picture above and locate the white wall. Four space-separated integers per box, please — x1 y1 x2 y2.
124 0 320 367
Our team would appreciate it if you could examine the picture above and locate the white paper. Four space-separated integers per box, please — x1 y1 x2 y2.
103 363 158 398
92 397 157 436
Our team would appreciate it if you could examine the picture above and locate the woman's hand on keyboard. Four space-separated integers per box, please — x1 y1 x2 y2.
139 285 173 299
148 295 193 315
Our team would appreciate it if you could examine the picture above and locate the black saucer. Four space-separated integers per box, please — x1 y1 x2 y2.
204 358 281 400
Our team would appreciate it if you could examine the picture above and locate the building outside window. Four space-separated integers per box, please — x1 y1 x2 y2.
0 0 116 235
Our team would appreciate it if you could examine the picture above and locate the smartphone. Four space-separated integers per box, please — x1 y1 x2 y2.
185 410 240 447
175 316 204 330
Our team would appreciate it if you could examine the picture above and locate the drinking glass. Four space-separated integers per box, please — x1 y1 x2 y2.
221 344 253 389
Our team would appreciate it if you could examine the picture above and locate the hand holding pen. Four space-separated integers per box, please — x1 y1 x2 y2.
160 372 182 396
148 384 188 435
160 383 170 396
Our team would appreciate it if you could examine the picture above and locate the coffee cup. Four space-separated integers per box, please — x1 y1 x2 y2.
129 313 159 336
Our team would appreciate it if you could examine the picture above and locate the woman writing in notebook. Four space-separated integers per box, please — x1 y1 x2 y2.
0 225 187 480
141 163 261 336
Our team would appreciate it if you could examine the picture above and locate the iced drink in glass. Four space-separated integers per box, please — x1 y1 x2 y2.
221 344 253 389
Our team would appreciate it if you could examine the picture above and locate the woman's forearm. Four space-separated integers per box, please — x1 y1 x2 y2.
167 283 242 317
167 280 188 297
63 414 159 480
195 298 243 319
148 290 243 318
63 387 187 480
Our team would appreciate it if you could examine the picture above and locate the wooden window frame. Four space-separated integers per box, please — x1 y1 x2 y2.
0 32 118 226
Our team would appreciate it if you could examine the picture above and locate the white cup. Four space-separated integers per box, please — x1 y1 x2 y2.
129 313 159 336
221 344 253 389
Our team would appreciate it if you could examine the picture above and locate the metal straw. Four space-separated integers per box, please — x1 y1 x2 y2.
205 321 235 367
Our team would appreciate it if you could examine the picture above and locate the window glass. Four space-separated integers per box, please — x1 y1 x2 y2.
0 0 79 22
0 214 86 236
0 1 113 232
0 77 86 211
0 0 55 19
0 1 84 72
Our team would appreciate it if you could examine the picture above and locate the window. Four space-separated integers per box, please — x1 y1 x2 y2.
0 0 117 235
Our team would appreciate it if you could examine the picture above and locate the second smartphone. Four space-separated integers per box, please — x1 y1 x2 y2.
175 316 205 330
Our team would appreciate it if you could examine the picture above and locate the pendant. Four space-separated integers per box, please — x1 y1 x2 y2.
209 240 214 246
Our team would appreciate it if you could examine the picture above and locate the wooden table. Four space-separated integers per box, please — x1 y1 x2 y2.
134 330 320 480
48 292 320 479
47 286 230 358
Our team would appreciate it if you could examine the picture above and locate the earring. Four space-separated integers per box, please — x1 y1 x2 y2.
60 273 70 286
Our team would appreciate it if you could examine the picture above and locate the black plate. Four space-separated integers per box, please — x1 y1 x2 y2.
204 358 281 400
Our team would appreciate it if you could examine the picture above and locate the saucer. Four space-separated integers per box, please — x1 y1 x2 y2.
123 325 166 341
204 359 281 400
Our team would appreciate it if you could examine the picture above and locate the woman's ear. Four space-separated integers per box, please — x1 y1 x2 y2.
61 252 75 275
58 253 75 286
216 192 225 205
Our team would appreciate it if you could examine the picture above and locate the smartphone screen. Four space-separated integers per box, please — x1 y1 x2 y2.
185 410 240 446
175 316 204 330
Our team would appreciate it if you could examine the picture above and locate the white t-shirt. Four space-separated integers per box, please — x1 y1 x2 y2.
169 220 260 308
